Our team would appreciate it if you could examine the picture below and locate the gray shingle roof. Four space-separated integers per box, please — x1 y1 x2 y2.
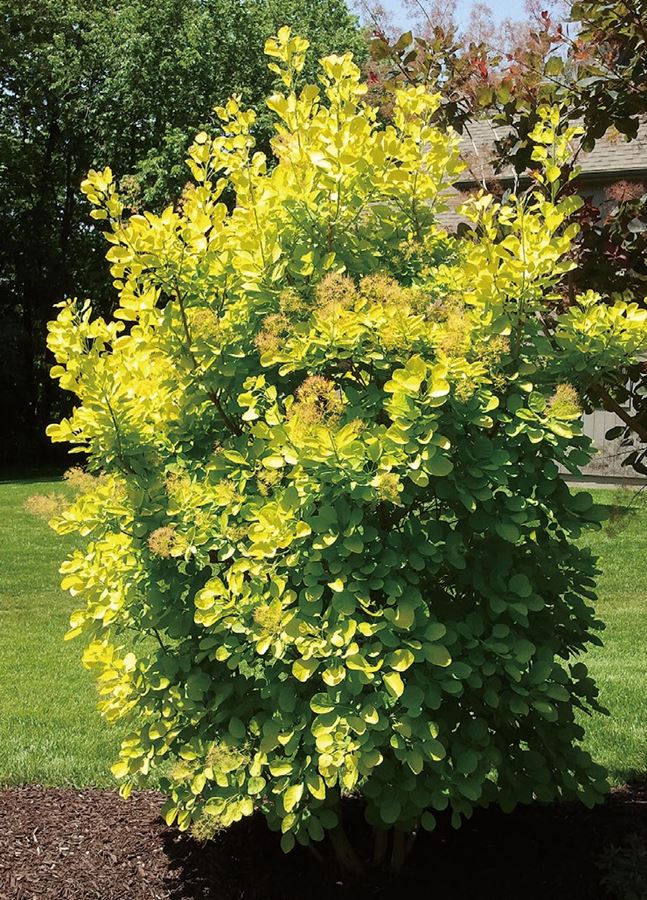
578 123 647 177
454 118 647 185
437 119 647 231
460 119 647 183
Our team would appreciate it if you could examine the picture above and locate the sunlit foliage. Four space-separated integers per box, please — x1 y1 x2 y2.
47 29 647 864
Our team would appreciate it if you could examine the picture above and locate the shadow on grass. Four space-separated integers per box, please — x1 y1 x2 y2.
0 467 65 485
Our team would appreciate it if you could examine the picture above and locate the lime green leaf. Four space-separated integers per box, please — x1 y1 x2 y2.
305 771 326 800
426 455 454 477
343 534 364 553
425 645 452 667
386 648 415 671
292 658 319 682
263 455 285 469
284 783 304 812
383 671 404 698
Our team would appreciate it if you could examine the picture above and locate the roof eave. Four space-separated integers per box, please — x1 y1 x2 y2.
454 167 647 191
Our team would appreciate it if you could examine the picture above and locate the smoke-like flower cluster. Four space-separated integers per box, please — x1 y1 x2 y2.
147 525 181 558
289 375 344 430
548 383 582 419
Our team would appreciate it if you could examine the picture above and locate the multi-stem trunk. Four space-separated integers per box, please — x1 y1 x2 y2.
328 821 365 877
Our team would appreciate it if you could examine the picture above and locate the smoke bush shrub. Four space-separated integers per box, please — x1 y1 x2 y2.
47 29 647 867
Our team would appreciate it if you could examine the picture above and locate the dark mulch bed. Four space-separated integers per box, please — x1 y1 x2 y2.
1 784 646 900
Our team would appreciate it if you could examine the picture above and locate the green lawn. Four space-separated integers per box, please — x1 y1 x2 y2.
576 489 647 782
0 478 644 788
0 478 125 786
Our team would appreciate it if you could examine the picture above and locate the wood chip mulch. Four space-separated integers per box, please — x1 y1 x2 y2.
1 783 646 900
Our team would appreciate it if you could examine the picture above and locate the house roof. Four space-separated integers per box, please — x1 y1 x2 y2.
438 119 647 231
455 118 647 186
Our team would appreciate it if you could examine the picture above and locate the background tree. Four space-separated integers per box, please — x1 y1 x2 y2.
0 0 365 464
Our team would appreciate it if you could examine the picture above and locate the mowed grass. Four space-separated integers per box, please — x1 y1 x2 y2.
0 478 644 788
0 478 125 786
577 489 647 783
